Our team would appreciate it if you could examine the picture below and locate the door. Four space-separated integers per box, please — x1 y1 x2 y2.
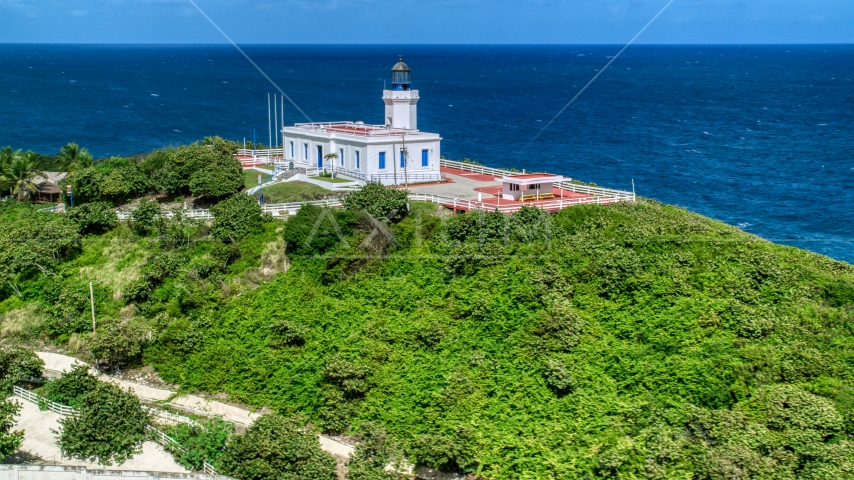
317 145 323 167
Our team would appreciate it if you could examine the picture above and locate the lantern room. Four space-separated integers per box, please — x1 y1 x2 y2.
391 58 411 91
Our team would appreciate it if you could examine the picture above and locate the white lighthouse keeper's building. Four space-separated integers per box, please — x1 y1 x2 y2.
281 59 443 186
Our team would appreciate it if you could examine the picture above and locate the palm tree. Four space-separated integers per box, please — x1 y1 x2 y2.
58 142 93 172
7 152 44 201
0 147 20 196
324 153 339 177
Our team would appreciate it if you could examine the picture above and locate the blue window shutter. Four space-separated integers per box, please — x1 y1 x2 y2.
340 149 344 166
422 149 429 167
356 151 360 169
379 152 385 169
400 151 405 168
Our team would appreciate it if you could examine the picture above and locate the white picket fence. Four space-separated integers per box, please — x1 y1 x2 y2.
146 425 185 453
143 405 197 427
13 386 76 416
115 198 344 222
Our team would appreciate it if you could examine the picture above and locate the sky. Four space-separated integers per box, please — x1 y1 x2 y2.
0 0 852 44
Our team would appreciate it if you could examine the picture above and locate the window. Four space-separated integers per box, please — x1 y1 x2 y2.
290 141 294 159
400 151 406 168
422 149 429 167
509 184 520 192
356 151 361 169
379 152 386 169
339 148 344 166
303 143 308 160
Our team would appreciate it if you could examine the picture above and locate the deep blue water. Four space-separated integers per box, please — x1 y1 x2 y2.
1 44 852 262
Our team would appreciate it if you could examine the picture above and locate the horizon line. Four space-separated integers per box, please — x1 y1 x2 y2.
1 42 853 47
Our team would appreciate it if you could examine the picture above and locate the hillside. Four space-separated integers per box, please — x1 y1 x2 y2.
1 177 854 478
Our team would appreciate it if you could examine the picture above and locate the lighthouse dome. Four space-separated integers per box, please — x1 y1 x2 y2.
392 59 410 72
391 58 411 90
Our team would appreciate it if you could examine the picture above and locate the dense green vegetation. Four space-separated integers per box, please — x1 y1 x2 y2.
1 158 853 478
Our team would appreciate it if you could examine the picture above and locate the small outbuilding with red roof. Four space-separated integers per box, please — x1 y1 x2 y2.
501 174 564 201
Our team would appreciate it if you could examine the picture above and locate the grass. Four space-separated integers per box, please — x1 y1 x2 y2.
243 169 271 190
255 181 332 204
310 175 354 184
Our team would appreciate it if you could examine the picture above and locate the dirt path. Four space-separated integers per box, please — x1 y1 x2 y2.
34 352 355 460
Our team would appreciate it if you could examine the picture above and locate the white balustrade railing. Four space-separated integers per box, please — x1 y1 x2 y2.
237 148 284 157
407 191 634 213
439 158 636 201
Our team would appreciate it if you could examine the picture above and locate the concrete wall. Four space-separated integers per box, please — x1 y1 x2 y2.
0 466 227 480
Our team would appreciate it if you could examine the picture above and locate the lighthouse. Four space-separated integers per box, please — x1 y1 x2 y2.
382 58 419 130
280 58 442 185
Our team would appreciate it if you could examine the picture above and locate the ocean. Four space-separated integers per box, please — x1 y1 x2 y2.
1 44 852 262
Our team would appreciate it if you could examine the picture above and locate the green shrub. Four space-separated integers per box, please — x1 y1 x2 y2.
269 321 307 347
61 168 103 205
123 251 184 303
189 154 243 199
57 381 151 466
0 400 23 457
131 199 161 236
0 400 24 458
0 348 43 392
207 136 239 156
41 364 99 408
148 144 241 196
66 202 117 235
534 298 584 352
88 320 148 372
99 163 150 204
210 194 262 241
542 358 574 394
347 423 407 480
164 417 234 471
444 209 508 243
343 182 408 223
409 431 474 472
60 160 150 205
510 205 554 242
217 414 336 480
41 289 92 337
324 355 371 398
282 204 353 257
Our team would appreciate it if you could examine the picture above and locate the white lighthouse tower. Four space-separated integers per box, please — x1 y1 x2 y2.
382 58 419 130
